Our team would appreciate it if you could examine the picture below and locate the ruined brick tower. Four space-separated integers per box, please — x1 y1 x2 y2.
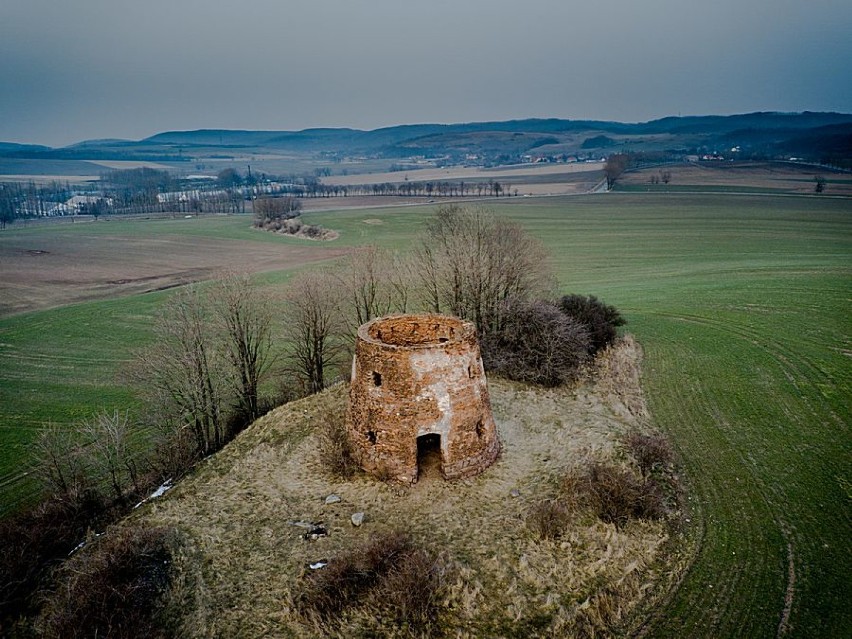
346 314 500 484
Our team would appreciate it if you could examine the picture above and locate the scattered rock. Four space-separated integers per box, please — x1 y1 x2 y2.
351 512 365 527
303 524 328 540
309 560 328 570
325 494 341 505
510 489 521 498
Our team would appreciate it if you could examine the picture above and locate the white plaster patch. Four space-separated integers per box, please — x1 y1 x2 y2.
416 380 452 453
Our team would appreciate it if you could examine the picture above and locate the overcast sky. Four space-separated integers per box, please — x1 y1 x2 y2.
2 0 851 147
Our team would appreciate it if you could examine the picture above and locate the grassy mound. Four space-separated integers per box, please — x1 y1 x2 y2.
136 337 682 637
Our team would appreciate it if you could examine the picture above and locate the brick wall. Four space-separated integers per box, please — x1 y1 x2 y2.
346 314 500 483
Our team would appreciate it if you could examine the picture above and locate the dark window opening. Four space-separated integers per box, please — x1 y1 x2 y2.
416 433 441 480
468 365 475 378
372 371 382 387
438 337 448 343
475 419 484 438
366 430 377 444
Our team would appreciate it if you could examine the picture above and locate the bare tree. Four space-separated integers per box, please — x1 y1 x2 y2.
78 410 141 500
414 205 553 336
338 246 392 331
386 251 416 316
814 175 827 193
335 246 414 338
136 286 227 456
283 270 347 393
604 154 630 189
253 196 302 227
212 272 275 421
32 422 90 502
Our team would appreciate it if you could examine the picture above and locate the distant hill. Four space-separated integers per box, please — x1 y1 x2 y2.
3 112 851 166
0 142 51 153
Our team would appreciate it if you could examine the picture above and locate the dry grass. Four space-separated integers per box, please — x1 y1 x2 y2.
295 530 447 636
591 335 648 422
137 337 677 637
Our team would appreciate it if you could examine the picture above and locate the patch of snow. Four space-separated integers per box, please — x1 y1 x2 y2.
68 531 104 556
68 540 86 556
133 478 174 509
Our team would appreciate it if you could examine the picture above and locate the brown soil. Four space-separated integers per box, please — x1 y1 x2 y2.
318 162 606 198
621 162 852 195
323 162 605 186
138 337 678 638
0 232 345 317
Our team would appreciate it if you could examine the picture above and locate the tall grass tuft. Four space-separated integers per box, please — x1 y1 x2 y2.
626 431 673 477
296 531 447 633
527 498 571 540
317 405 358 479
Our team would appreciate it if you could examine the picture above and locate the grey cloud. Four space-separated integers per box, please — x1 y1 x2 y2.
1 0 850 146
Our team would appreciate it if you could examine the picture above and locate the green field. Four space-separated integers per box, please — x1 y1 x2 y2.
0 193 850 636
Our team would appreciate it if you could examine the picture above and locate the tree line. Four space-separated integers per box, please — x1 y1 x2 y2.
0 181 74 227
1 167 521 229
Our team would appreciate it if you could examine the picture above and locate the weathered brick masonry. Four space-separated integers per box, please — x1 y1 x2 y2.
346 314 500 483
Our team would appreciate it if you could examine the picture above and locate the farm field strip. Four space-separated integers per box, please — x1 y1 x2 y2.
0 193 849 636
0 215 348 316
321 161 605 186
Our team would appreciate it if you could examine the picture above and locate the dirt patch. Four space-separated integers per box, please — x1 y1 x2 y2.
87 160 173 170
621 162 852 195
139 339 677 637
0 232 346 317
323 162 605 187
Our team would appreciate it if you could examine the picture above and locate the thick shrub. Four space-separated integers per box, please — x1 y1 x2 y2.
296 531 446 631
481 298 591 387
626 431 673 477
252 196 302 227
564 462 667 529
0 495 107 625
558 294 626 355
527 499 571 540
37 525 179 639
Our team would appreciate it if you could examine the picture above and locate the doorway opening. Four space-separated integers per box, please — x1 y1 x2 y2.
416 433 442 481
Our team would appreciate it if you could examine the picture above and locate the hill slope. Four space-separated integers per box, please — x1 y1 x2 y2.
3 112 850 165
135 339 684 638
